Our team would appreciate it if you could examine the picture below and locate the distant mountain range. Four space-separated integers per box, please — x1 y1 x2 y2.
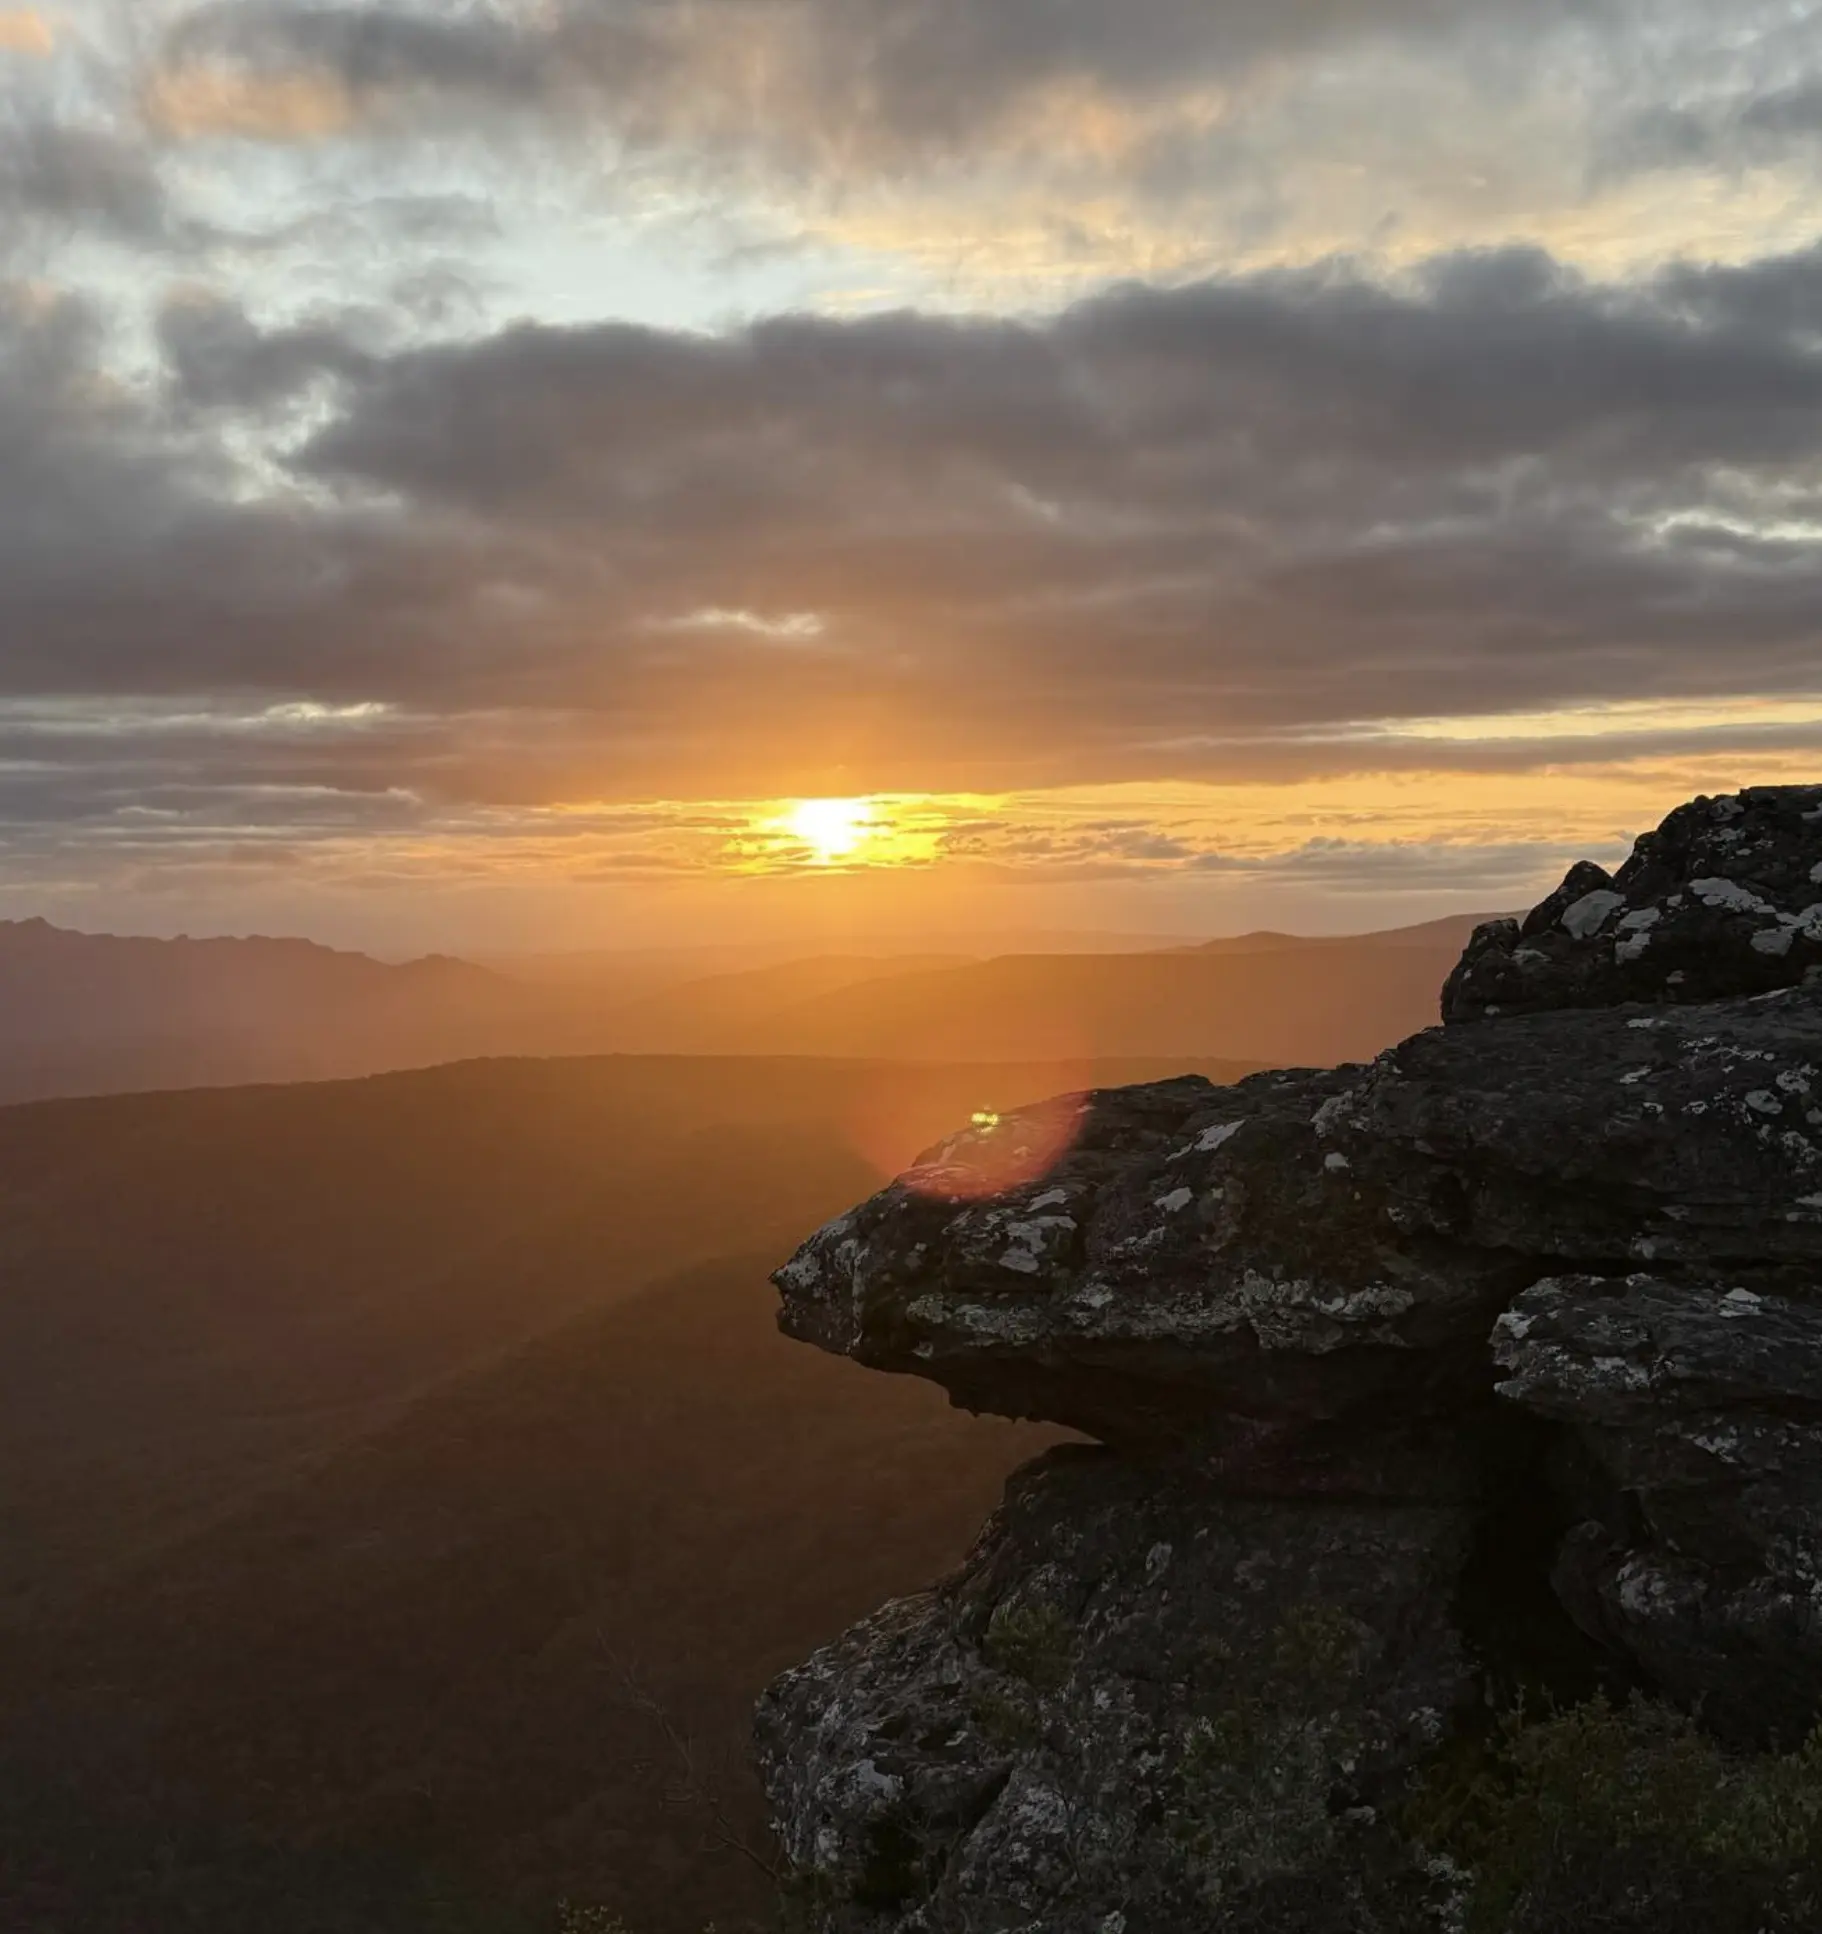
0 912 1504 1103
614 915 1500 1067
0 917 521 1100
1179 912 1496 954
0 1051 1249 1616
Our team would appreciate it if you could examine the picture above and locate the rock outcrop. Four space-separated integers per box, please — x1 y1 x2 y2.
1494 1272 1822 1746
1443 785 1822 1020
759 1452 1474 1933
759 785 1822 1931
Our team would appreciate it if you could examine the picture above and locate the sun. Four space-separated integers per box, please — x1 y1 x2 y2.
786 797 876 863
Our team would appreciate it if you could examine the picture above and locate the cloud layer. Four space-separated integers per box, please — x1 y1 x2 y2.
10 245 1822 786
4 0 1822 937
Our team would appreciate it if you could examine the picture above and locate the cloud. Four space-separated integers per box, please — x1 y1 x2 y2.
0 11 50 56
1603 84 1822 184
133 2 1822 284
10 0 1816 331
264 243 1822 767
157 290 378 408
0 121 174 244
6 1 1822 930
148 0 1504 155
145 63 358 141
0 239 1819 837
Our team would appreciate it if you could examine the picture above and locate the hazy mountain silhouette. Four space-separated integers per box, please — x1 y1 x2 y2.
623 926 1489 1065
0 915 1496 1101
595 952 973 1042
1179 912 1501 955
0 947 1457 1927
0 926 982 1101
0 918 529 1101
0 1054 1190 1930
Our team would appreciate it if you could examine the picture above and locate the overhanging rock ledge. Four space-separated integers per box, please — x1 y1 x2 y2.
759 783 1822 1932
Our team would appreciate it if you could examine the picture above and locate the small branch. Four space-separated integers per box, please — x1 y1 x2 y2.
595 1628 783 1883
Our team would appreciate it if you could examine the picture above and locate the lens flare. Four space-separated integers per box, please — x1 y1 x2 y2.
902 1093 1089 1201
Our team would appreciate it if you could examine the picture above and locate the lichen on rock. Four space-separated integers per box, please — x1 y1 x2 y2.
759 785 1822 1931
757 1449 1474 1933
1443 785 1822 1021
1494 1272 1822 1744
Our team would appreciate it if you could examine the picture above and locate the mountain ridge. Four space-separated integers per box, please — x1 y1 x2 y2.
0 912 1506 1102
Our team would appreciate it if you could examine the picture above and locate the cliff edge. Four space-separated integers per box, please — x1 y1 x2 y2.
757 785 1822 1933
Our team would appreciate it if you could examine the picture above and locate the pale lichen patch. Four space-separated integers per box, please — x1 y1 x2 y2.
1562 889 1626 938
1689 876 1772 915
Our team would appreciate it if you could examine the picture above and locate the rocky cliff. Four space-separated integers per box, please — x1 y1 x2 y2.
757 785 1822 1932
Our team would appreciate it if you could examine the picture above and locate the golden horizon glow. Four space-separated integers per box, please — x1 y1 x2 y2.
67 749 1818 948
784 797 878 864
461 749 1822 896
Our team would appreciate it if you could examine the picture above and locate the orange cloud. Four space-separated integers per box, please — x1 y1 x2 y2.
146 66 354 142
0 10 52 55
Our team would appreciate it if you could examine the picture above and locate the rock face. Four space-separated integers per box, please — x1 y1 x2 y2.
759 786 1822 1931
759 1451 1474 1933
1494 1273 1822 1747
1443 784 1822 1020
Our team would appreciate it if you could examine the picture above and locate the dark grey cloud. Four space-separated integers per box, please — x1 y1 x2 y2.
1601 79 1822 183
7 239 1822 831
162 1 556 110
295 245 1822 517
157 292 376 409
151 0 1578 158
0 120 173 244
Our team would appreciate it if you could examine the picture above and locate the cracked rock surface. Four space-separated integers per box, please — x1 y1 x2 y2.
759 785 1822 1930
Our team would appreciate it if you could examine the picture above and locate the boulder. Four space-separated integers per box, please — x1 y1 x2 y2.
756 1448 1474 1934
774 989 1822 1494
1443 785 1822 1021
1494 1272 1822 1745
775 1065 1520 1498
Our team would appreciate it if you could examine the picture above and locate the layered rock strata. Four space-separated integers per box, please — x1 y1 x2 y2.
759 784 1822 1930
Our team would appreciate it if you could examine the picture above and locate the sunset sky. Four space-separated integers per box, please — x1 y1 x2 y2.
6 0 1822 952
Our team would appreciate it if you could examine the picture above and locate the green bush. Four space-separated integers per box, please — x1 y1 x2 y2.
970 1683 1041 1748
1413 1696 1822 1932
982 1601 1076 1693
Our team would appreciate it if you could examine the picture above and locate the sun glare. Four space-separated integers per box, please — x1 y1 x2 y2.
787 797 875 863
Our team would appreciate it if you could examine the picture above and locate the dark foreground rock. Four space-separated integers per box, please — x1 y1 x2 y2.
1443 784 1822 1021
761 785 1822 1931
778 989 1822 1495
1494 1272 1822 1745
758 1448 1474 1934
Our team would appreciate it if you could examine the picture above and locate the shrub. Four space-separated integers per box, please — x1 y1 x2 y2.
1413 1695 1822 1932
982 1601 1075 1693
970 1684 1041 1748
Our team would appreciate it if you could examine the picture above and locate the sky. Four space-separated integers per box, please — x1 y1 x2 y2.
5 0 1822 954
